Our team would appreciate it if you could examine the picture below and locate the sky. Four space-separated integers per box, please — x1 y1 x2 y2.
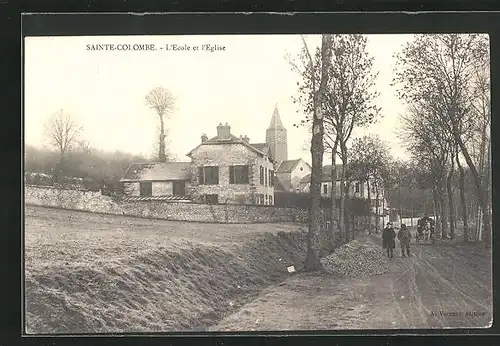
24 34 414 164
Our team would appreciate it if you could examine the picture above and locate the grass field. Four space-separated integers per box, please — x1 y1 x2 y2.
24 205 308 333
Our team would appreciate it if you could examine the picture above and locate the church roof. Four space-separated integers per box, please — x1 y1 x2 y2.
268 104 285 129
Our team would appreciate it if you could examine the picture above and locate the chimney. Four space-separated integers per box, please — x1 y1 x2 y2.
217 122 231 140
242 135 249 143
201 133 208 143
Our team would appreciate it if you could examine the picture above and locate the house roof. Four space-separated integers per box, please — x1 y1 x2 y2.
299 164 352 184
276 159 310 174
250 142 269 153
186 135 273 161
120 162 191 182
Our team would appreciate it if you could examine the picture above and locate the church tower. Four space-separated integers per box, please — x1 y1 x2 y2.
266 104 288 164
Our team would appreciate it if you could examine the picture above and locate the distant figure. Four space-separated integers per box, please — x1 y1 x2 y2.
397 223 412 257
417 214 435 243
382 222 396 259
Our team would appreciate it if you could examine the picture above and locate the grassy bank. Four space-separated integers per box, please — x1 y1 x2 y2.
24 206 310 333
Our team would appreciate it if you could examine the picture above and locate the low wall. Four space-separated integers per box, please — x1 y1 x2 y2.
24 185 308 224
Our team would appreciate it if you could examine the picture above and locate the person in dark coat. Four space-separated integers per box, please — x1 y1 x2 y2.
382 222 396 258
397 223 412 257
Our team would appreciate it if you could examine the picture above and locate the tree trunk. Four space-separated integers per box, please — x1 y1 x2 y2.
398 188 402 226
328 147 339 252
304 34 332 271
367 179 372 234
305 117 324 271
339 146 347 242
432 187 440 235
159 115 166 162
455 134 491 248
456 151 468 243
440 175 449 239
375 181 380 232
345 182 350 242
447 160 455 240
381 189 385 232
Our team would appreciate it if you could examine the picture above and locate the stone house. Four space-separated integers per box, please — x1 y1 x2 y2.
299 164 389 215
275 158 311 192
120 162 191 199
120 104 308 205
187 123 275 205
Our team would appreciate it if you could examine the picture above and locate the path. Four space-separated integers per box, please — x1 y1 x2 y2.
210 231 492 331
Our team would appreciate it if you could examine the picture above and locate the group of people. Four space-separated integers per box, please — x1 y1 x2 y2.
382 222 412 258
381 215 436 258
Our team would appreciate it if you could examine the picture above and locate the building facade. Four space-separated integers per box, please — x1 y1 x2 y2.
299 164 388 215
120 162 191 199
120 104 308 205
275 158 312 192
187 123 275 205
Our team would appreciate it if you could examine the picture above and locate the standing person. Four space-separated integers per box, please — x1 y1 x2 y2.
397 223 412 257
382 222 396 259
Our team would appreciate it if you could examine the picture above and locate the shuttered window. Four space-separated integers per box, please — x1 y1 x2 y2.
199 166 219 185
229 165 249 184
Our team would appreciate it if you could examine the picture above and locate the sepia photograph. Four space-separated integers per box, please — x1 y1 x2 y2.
23 31 492 334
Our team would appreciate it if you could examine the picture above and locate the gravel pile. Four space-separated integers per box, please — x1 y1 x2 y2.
321 240 390 278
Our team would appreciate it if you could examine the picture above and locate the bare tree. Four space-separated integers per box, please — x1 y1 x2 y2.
349 135 391 233
43 109 82 177
394 33 491 247
145 86 176 162
399 103 452 238
289 35 334 271
290 34 381 247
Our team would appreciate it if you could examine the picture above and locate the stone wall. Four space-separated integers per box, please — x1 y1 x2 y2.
24 185 308 224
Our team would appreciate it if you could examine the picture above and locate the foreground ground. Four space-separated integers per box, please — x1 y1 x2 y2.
211 231 492 330
25 206 492 332
24 205 307 333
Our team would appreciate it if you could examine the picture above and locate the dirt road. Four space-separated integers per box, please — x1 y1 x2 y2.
211 232 492 331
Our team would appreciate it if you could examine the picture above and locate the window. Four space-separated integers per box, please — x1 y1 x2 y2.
269 196 273 205
256 194 264 205
323 184 328 194
172 181 186 196
140 182 152 196
204 194 218 204
229 165 249 184
265 195 268 204
265 168 268 187
199 166 219 185
269 170 274 187
355 182 360 193
260 167 264 185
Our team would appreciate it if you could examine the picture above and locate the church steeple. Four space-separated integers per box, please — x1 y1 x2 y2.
268 103 285 129
266 104 288 164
